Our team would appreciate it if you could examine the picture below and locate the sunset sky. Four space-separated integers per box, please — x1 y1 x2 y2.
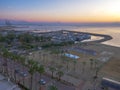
0 0 120 23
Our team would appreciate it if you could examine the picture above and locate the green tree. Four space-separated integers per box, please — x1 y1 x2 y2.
73 60 77 71
2 48 10 76
0 34 6 42
94 59 98 69
90 59 94 69
49 66 56 78
82 61 86 73
61 55 70 72
6 33 16 42
94 66 100 79
37 65 45 90
28 60 38 90
48 85 58 90
56 70 64 81
19 56 26 85
37 65 45 79
10 53 17 82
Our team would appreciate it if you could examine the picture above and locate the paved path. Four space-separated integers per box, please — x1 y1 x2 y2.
0 57 76 90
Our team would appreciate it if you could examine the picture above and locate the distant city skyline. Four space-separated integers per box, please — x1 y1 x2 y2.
0 0 120 23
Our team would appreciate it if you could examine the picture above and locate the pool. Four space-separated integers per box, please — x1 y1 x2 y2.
64 53 79 59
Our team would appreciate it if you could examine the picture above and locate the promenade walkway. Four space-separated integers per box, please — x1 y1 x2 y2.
0 74 21 90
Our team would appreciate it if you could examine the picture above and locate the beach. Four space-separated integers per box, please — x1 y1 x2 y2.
12 25 120 47
74 27 120 47
0 25 120 90
0 25 120 47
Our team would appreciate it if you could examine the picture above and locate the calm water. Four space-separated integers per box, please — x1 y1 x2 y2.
11 25 120 47
74 27 120 47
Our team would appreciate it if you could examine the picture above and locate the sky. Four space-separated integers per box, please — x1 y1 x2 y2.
0 0 120 23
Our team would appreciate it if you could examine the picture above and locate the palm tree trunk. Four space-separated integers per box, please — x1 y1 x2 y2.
59 76 61 81
14 72 17 82
22 66 25 85
66 61 69 72
6 60 9 77
82 66 84 73
52 71 54 78
30 75 33 90
35 74 38 90
39 74 42 90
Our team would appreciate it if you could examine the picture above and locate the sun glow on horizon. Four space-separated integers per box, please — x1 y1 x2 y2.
0 0 120 23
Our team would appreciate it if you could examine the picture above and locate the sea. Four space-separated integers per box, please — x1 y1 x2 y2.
2 25 120 48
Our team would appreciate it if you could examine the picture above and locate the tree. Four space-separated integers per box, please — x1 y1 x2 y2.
42 53 46 65
82 61 86 73
94 66 100 80
6 33 16 43
18 33 34 43
37 65 45 78
49 66 56 78
94 59 98 69
48 85 58 90
37 65 45 90
56 71 64 81
66 58 69 72
10 53 18 82
90 59 94 69
28 60 38 90
2 48 10 76
73 60 77 72
61 56 69 72
0 47 18 82
19 56 26 85
0 34 6 42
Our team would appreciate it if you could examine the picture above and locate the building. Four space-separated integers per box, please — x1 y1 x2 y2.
0 74 21 90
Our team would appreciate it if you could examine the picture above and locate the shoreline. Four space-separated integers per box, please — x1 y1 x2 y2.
66 30 113 43
32 30 113 43
0 27 119 48
0 26 120 90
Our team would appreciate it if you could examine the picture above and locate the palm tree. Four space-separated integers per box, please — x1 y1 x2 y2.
82 61 86 73
19 56 26 85
66 59 70 72
49 66 56 78
62 56 68 70
37 65 45 79
0 49 15 81
61 55 69 72
94 59 98 69
0 46 7 74
42 53 46 65
94 66 100 80
28 60 38 90
29 66 35 90
90 59 94 69
56 70 64 81
44 53 48 66
8 53 16 81
12 54 20 82
48 85 58 90
37 65 45 90
2 48 10 77
73 60 77 72
39 51 41 60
